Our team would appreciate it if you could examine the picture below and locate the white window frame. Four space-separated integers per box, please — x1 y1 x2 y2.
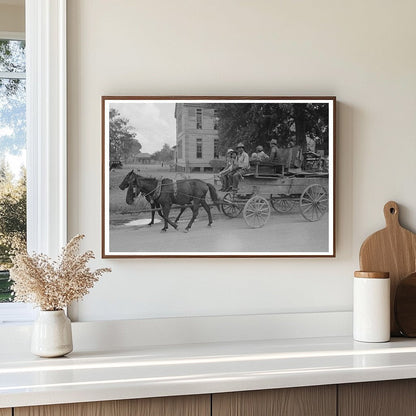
0 0 67 324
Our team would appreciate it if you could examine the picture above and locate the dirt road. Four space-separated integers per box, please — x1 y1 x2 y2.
109 209 329 254
109 164 330 254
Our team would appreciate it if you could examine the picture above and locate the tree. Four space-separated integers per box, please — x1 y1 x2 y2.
0 163 26 269
293 104 307 148
109 108 141 161
152 143 173 163
216 103 329 155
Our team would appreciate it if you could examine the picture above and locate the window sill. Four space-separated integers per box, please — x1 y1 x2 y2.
0 303 36 324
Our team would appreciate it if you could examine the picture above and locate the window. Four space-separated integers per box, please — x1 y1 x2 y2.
0 0 68 324
214 138 219 159
214 109 219 130
196 108 202 129
196 138 202 159
0 37 27 304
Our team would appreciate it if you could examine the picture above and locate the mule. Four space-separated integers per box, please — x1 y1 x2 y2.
119 170 163 226
119 170 220 232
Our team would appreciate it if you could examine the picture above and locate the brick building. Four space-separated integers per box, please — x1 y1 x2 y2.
175 103 220 172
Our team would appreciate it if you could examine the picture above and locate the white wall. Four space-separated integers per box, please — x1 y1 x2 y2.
67 0 416 322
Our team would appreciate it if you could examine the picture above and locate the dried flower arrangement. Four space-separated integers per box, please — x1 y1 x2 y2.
10 234 111 311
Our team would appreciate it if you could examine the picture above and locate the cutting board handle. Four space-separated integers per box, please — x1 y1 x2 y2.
384 201 400 228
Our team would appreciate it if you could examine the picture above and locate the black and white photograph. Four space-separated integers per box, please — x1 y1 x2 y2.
102 97 335 257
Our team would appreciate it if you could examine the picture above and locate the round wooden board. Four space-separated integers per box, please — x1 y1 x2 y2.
360 201 416 335
395 272 416 337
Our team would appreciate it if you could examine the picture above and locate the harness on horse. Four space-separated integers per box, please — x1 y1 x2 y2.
152 178 178 202
153 179 163 201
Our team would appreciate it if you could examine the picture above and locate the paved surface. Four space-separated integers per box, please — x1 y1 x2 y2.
109 208 329 254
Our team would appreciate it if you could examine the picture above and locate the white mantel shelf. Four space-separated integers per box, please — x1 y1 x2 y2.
2 336 416 409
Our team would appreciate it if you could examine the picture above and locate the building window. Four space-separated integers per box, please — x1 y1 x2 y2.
196 138 202 159
214 109 219 130
214 138 219 159
196 108 202 129
0 37 26 304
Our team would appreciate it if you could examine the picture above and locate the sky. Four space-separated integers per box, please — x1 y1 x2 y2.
0 126 25 180
110 102 176 154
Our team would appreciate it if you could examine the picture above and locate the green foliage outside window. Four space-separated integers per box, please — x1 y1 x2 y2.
0 164 26 302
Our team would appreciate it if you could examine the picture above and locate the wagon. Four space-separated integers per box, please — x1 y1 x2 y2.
220 163 329 229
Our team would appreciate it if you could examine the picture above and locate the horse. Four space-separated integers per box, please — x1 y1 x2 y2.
119 170 164 226
120 170 220 232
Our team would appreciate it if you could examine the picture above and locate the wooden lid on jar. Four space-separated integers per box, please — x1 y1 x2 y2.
354 271 390 279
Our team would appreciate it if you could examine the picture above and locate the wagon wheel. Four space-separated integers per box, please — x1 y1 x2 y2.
221 192 243 218
299 184 328 222
270 195 295 213
243 196 271 228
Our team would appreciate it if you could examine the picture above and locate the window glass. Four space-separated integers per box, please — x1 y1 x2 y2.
0 40 25 73
0 39 27 303
196 108 202 129
214 109 218 130
196 138 202 159
214 138 219 159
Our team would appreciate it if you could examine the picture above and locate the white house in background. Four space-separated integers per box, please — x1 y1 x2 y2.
175 103 220 172
131 152 151 164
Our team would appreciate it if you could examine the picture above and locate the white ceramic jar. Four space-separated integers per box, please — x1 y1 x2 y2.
31 310 73 357
353 271 390 343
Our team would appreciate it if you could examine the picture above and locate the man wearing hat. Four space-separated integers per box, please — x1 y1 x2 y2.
230 142 250 192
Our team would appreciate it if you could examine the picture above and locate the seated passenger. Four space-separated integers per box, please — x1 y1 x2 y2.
231 143 250 192
251 145 269 162
268 138 291 174
218 149 237 191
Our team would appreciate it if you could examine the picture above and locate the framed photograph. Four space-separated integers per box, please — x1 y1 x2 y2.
102 96 335 258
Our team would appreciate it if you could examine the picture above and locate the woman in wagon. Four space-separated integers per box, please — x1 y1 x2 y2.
250 145 269 162
231 143 250 192
218 149 237 191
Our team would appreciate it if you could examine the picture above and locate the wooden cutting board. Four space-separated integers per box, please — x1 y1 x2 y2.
359 201 416 336
395 272 416 337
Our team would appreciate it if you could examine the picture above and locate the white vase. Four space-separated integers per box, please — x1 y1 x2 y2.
31 310 73 357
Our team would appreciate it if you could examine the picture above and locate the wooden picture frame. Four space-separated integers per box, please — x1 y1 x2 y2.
102 96 336 258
